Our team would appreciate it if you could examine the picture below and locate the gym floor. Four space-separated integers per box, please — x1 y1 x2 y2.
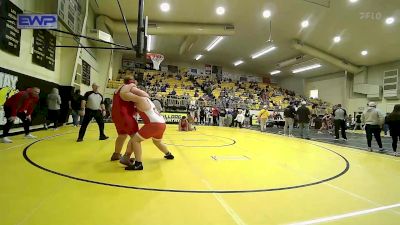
1 124 400 225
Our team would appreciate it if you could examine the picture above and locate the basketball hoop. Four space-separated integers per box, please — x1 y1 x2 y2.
146 53 164 70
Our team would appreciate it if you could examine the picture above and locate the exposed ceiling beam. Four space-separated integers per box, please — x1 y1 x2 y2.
292 40 364 74
96 15 235 36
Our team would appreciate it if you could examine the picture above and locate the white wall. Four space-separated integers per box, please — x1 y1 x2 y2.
287 61 400 114
348 61 400 114
277 76 305 96
305 72 346 105
162 60 260 79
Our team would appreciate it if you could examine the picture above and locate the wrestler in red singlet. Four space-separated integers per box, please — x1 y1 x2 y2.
112 83 138 136
179 116 189 131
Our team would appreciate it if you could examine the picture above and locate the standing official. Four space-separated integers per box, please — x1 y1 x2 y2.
77 83 108 142
333 104 348 140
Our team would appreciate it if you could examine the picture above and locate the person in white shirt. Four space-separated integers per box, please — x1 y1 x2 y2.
235 110 245 128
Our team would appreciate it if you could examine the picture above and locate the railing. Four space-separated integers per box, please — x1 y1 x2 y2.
158 96 331 115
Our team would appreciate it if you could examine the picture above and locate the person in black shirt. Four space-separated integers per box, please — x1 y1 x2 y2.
385 104 400 156
69 89 83 127
296 101 311 139
244 109 251 128
199 107 206 125
353 112 363 130
283 104 296 136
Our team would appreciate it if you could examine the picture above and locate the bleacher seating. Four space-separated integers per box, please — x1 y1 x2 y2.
107 69 332 114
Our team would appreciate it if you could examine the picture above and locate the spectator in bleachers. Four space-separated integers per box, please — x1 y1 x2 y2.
112 68 334 131
170 89 176 96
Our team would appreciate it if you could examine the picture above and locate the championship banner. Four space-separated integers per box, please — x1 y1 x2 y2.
0 0 23 56
122 59 135 70
32 29 56 71
161 112 186 124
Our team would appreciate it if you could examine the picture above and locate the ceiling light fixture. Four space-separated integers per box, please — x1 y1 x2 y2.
349 0 358 3
206 36 224 51
234 60 244 66
251 46 276 59
385 17 395 25
301 20 309 28
263 10 271 18
292 64 321 73
361 50 368 56
160 3 170 12
270 70 281 75
216 7 225 15
333 36 341 43
195 55 203 61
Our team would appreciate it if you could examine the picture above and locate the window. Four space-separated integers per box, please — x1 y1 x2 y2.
310 89 318 99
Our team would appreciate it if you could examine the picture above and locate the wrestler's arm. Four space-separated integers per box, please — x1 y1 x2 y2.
120 84 143 103
130 86 150 98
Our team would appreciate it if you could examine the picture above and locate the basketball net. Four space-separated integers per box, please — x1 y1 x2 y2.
147 53 164 70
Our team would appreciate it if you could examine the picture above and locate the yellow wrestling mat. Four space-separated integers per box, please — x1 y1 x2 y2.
1 124 400 225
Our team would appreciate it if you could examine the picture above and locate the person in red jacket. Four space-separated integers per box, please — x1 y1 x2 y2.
1 87 40 143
